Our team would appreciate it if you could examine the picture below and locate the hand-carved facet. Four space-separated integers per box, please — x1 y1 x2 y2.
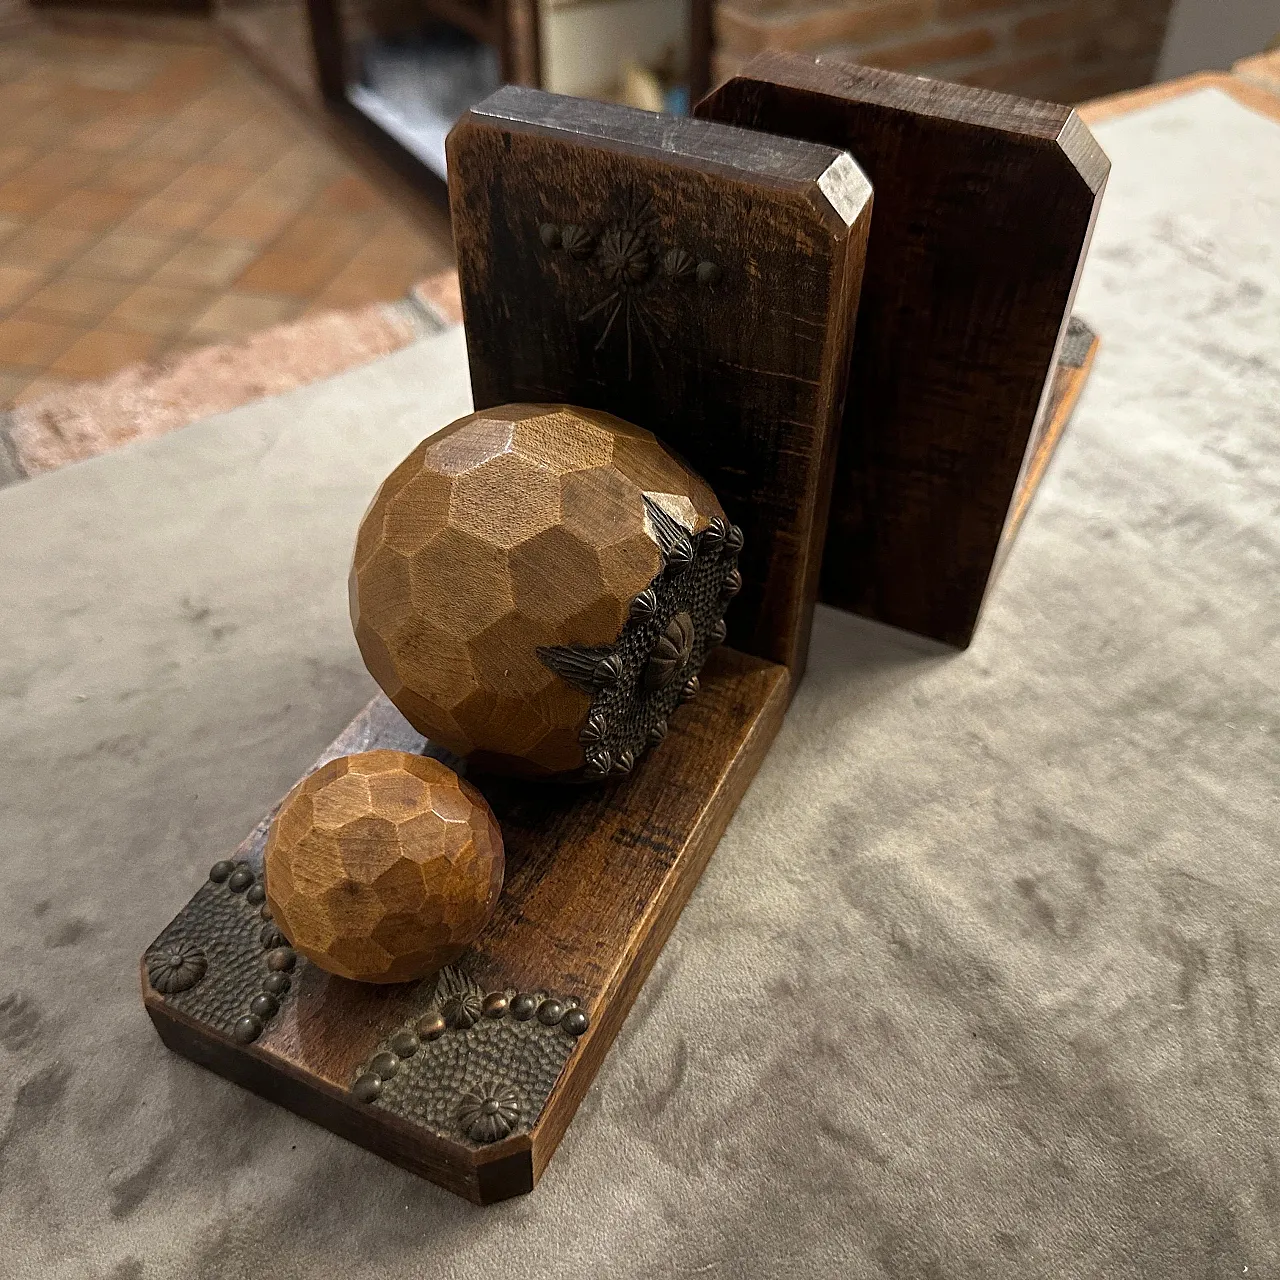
264 751 504 983
351 405 739 779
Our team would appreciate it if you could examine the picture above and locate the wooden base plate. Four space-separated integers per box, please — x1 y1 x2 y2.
143 646 788 1204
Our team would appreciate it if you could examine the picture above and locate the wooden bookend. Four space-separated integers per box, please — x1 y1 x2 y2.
447 85 872 681
142 90 872 1205
697 53 1109 647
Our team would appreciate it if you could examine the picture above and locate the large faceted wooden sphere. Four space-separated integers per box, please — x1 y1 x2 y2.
350 403 736 778
264 751 503 984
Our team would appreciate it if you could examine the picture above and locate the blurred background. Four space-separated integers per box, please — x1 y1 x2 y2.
0 0 1276 443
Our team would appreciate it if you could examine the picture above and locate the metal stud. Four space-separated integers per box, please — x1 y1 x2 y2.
369 1052 400 1080
664 538 694 574
725 524 744 553
260 905 273 921
249 993 278 1019
629 588 658 622
233 1015 262 1044
208 860 234 883
262 972 291 996
266 947 296 972
562 1008 589 1037
245 884 266 906
721 567 743 599
700 519 727 552
391 1031 419 1058
579 713 607 746
510 994 538 1021
260 923 287 950
539 222 560 248
708 618 727 646
680 676 700 702
537 999 565 1026
696 260 721 286
416 1012 447 1041
442 992 482 1030
352 1073 382 1103
647 720 668 747
592 655 622 687
483 993 509 1019
609 749 635 777
583 748 612 779
228 867 254 893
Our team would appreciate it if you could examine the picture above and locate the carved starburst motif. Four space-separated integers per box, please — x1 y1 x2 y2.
539 188 722 379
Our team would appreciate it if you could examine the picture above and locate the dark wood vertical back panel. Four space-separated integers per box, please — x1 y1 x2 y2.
447 87 872 680
698 54 1108 647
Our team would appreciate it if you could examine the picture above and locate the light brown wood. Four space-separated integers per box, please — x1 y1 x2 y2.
1078 70 1280 127
265 751 504 983
350 403 727 777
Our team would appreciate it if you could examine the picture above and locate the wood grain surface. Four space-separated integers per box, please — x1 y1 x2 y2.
698 54 1109 647
265 751 504 983
145 645 789 1202
349 403 725 776
447 86 872 682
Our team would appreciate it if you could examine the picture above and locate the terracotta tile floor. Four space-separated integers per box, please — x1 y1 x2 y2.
0 21 454 408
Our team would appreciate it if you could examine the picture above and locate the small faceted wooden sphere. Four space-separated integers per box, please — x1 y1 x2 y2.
350 403 742 779
264 751 503 984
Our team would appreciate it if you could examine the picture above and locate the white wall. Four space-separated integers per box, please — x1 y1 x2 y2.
540 0 689 99
1157 0 1280 78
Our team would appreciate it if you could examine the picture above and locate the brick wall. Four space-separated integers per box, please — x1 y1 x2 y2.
714 0 1176 104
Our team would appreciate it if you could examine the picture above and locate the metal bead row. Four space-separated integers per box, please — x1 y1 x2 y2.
352 992 590 1105
209 859 296 1045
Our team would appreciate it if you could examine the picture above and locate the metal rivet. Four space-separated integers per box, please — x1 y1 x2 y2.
209 860 234 883
233 1015 262 1044
249 993 278 1019
266 947 296 972
539 222 560 248
584 749 611 779
700 519 727 551
228 867 254 893
263 972 291 996
369 1051 399 1080
579 713 607 746
260 923 287 950
245 884 266 906
592 655 621 687
562 1008 589 1037
391 1031 419 1058
609 749 635 776
680 676 700 702
647 719 668 747
709 618 727 646
629 588 658 622
510 994 538 1021
260 905 273 921
483 993 509 1019
721 567 742 599
352 1073 382 1103
537 999 565 1026
696 260 721 286
725 524 744 553
416 1013 447 1041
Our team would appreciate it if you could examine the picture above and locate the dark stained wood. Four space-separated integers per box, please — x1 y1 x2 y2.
697 53 1109 647
447 86 872 681
145 645 789 1204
